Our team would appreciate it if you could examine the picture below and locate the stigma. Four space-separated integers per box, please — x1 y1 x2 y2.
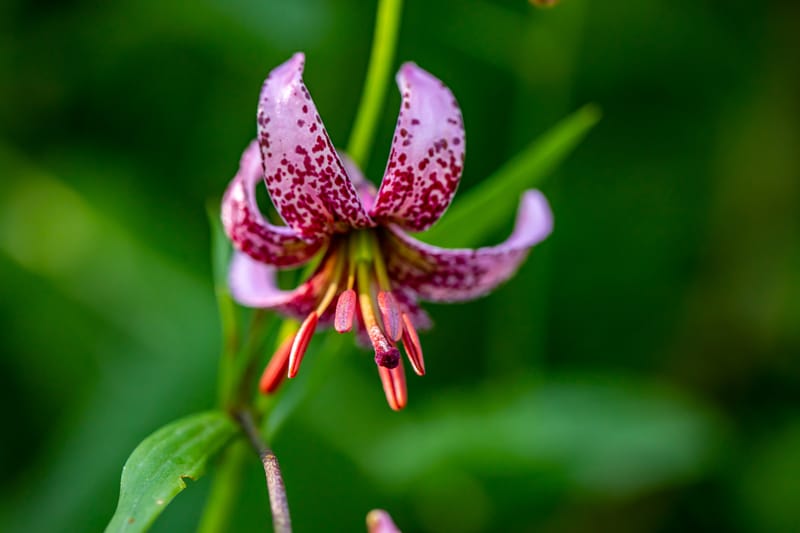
259 230 425 410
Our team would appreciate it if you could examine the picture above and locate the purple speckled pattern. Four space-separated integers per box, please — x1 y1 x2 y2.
370 62 465 232
391 286 432 330
223 53 553 367
384 191 554 302
221 141 323 267
257 53 373 240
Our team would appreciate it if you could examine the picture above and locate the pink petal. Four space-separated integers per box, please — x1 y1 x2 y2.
228 252 315 314
370 62 465 232
222 142 323 267
257 53 373 239
228 251 343 327
385 190 553 302
392 286 432 330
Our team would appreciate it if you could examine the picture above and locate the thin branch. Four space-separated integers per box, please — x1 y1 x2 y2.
235 410 292 533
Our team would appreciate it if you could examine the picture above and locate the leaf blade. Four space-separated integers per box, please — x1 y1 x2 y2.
422 104 601 248
105 411 238 533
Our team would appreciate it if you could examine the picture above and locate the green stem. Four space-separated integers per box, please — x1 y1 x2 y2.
196 439 249 533
198 312 275 533
346 0 404 169
222 310 275 408
216 290 238 406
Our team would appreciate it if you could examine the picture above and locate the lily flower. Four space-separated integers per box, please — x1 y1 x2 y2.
221 53 553 410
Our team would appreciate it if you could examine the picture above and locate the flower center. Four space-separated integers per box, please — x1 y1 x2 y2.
260 229 425 410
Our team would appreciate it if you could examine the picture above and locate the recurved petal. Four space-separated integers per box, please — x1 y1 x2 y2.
370 62 465 232
257 53 373 239
228 252 317 314
392 287 433 330
385 190 553 302
222 141 323 267
229 251 348 328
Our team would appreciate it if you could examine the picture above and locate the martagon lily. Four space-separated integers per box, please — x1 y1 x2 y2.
221 53 553 410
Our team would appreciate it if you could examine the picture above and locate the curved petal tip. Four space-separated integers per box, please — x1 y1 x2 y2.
265 52 305 86
372 62 465 232
519 189 554 245
397 61 437 87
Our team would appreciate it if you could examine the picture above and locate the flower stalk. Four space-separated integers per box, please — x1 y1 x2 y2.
236 410 292 533
347 0 404 169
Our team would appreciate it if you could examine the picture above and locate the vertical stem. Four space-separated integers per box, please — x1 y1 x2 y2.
346 0 404 169
196 440 249 533
215 291 238 406
236 410 292 533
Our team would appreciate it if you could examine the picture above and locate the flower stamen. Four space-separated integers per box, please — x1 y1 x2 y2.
259 332 295 394
378 360 407 411
288 311 318 378
314 247 345 316
377 290 402 342
357 259 400 368
334 289 356 332
400 312 425 376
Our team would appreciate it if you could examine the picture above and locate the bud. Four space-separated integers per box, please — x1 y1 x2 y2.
366 509 401 533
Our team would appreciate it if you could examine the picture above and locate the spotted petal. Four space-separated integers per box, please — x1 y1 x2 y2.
257 53 373 240
384 190 553 302
370 63 465 232
222 141 323 267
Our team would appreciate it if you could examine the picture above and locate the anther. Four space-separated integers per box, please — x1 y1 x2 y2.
400 313 425 376
378 360 407 411
334 289 356 333
288 311 318 378
259 333 294 394
377 290 403 342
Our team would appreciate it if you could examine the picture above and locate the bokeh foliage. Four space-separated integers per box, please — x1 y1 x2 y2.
1 0 799 532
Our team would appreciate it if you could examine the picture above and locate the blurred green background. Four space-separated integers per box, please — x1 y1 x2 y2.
1 0 799 531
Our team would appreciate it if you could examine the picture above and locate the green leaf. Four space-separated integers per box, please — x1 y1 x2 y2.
422 104 601 248
300 371 723 497
105 411 238 533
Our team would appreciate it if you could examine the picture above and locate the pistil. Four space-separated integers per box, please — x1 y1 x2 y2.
357 260 400 368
